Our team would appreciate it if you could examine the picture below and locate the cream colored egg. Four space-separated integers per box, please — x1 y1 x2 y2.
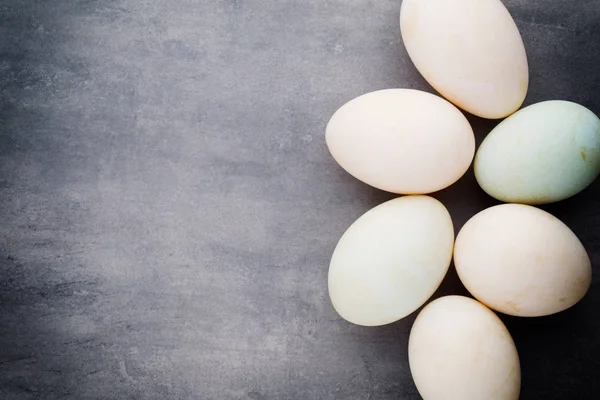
400 0 528 119
409 296 520 400
475 100 600 204
455 204 592 317
326 89 474 194
328 196 454 327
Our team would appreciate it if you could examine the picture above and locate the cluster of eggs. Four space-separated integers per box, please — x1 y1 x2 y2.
325 1 599 399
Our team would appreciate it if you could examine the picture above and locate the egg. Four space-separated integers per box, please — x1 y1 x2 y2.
326 89 474 194
328 196 454 326
454 204 592 317
409 296 521 400
475 100 600 204
400 0 528 119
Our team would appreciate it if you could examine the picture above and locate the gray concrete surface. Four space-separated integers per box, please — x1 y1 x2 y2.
1 0 599 399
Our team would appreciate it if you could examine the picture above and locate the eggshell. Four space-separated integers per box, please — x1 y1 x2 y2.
328 196 453 326
326 89 474 194
475 100 600 204
400 0 528 119
409 296 520 400
454 204 592 317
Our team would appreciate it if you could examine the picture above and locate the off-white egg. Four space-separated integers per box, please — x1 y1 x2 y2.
454 204 592 317
475 100 600 204
409 296 520 400
326 89 474 194
400 0 528 119
328 195 454 326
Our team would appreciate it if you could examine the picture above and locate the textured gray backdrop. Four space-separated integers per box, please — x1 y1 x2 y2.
1 1 599 399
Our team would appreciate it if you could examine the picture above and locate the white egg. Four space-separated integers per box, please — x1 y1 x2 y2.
475 100 600 204
328 196 454 326
400 0 528 119
326 89 474 194
454 204 592 317
409 296 521 400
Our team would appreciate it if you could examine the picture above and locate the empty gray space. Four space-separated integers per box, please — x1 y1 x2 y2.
1 1 599 399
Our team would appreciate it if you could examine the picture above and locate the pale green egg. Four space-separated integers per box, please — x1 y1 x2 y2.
475 100 600 204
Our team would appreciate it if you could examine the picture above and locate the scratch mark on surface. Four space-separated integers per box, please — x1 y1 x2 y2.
328 373 359 396
0 355 34 365
62 338 95 346
119 360 137 384
361 355 374 399
516 19 575 32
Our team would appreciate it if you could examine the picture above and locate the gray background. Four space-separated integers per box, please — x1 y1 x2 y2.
1 0 599 399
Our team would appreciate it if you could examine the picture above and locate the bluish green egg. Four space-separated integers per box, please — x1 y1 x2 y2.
475 100 600 204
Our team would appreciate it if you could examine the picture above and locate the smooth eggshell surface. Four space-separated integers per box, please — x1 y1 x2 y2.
454 204 592 317
475 100 600 204
400 0 528 119
328 196 454 326
409 296 520 400
326 89 474 194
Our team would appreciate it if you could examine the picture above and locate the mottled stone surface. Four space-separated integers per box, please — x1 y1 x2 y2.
1 1 599 398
